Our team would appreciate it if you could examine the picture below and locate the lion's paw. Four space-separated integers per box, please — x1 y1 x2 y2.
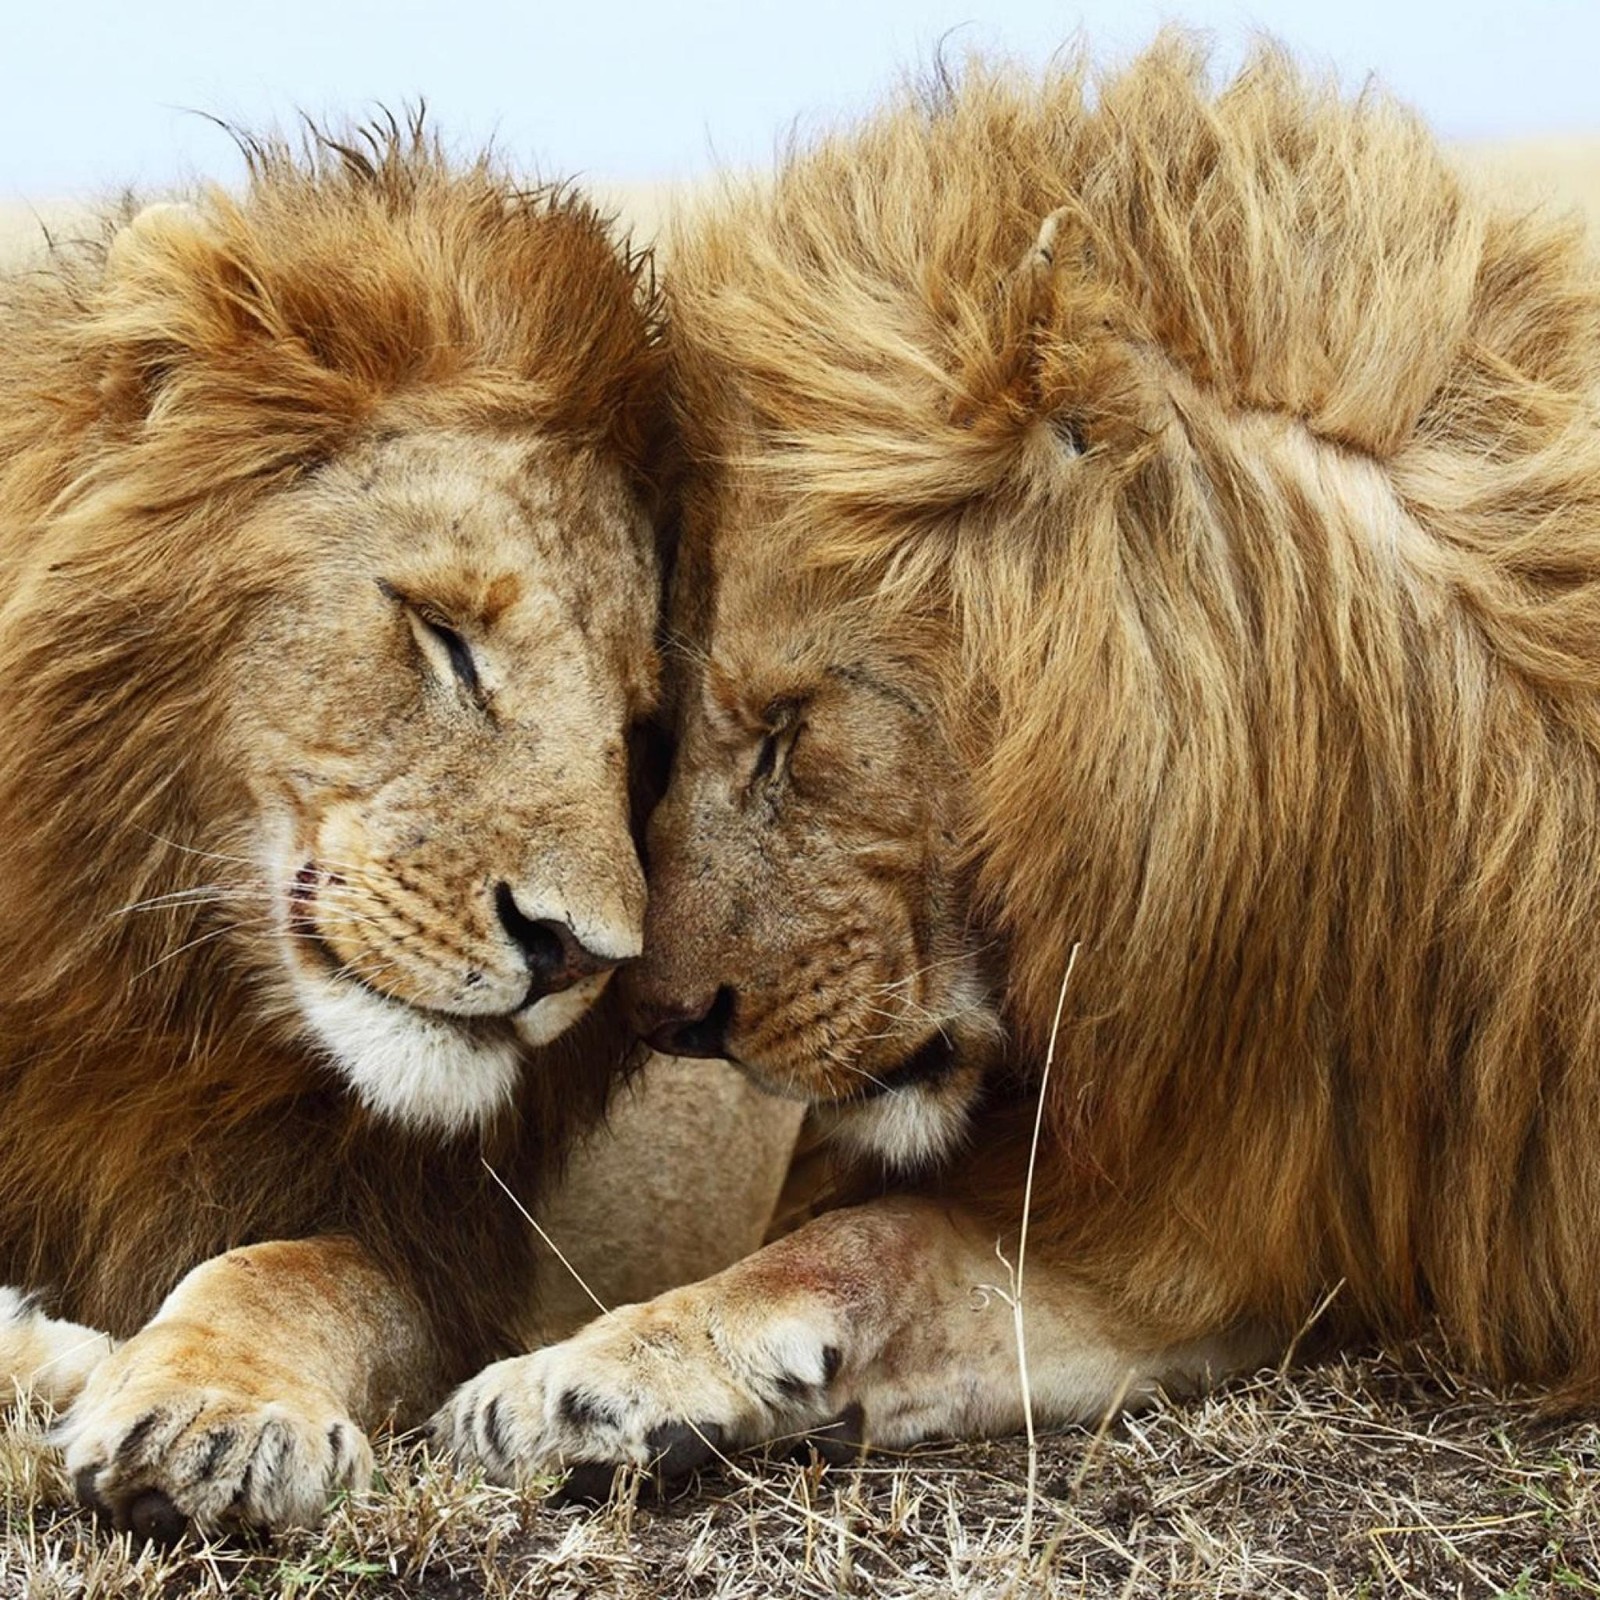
433 1294 845 1496
59 1324 370 1538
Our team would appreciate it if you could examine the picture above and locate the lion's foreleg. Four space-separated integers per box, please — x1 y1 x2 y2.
59 1235 436 1536
435 1196 1269 1485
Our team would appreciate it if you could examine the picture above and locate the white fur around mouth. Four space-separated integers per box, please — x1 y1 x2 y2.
721 1034 981 1170
806 992 999 1173
513 969 613 1048
293 970 520 1136
291 967 612 1138
815 1073 981 1171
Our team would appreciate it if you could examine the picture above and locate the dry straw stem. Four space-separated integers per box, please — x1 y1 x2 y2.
1002 941 1080 1569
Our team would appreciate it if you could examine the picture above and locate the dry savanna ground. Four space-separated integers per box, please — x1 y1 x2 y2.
5 140 1600 1599
6 1345 1600 1599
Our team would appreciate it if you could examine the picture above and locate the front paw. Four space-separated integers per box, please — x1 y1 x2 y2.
59 1322 371 1538
433 1294 844 1492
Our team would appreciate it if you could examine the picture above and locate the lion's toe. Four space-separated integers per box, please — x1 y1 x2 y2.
64 1383 369 1535
432 1354 558 1487
437 1301 824 1498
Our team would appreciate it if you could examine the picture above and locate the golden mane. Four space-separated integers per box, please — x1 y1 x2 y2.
0 123 664 1366
667 43 1600 1390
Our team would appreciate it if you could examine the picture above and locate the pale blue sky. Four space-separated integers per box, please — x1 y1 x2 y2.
4 0 1596 198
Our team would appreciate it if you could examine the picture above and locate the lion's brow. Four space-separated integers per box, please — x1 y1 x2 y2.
825 663 925 718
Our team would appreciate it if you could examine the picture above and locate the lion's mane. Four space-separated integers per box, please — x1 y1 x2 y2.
667 43 1600 1390
0 122 666 1378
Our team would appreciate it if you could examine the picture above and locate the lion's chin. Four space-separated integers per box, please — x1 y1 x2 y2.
297 976 520 1137
512 970 614 1049
800 1036 985 1177
810 1054 986 1173
294 969 611 1139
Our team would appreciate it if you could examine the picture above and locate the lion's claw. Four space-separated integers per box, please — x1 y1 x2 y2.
547 1460 624 1508
60 1341 371 1535
434 1294 845 1496
539 1422 728 1508
125 1488 189 1547
644 1418 726 1478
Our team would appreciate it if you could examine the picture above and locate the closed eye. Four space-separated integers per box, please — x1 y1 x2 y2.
752 729 781 783
380 580 485 703
417 612 481 699
750 705 803 789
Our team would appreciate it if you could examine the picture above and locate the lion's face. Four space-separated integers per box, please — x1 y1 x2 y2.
225 428 657 1134
628 484 1000 1170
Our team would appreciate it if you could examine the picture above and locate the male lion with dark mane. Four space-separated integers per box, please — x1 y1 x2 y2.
438 43 1600 1482
0 125 673 1534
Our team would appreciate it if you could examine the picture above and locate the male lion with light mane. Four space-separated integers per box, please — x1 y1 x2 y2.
437 43 1600 1484
0 124 681 1536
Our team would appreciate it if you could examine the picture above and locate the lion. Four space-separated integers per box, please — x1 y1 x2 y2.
0 121 704 1537
434 42 1600 1484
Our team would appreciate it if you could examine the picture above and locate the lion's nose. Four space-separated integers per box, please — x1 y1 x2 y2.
494 882 621 1001
639 985 736 1060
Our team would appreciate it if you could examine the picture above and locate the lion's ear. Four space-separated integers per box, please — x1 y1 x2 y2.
96 199 257 421
952 207 1156 456
105 201 214 276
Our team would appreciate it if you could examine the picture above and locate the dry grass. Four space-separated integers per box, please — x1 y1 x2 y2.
6 1343 1600 1599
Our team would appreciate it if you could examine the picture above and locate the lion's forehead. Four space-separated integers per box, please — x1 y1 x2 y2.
316 428 657 658
367 429 646 558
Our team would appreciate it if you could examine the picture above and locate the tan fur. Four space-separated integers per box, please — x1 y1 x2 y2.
525 1059 805 1346
0 1290 115 1410
0 122 673 1531
440 43 1600 1479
